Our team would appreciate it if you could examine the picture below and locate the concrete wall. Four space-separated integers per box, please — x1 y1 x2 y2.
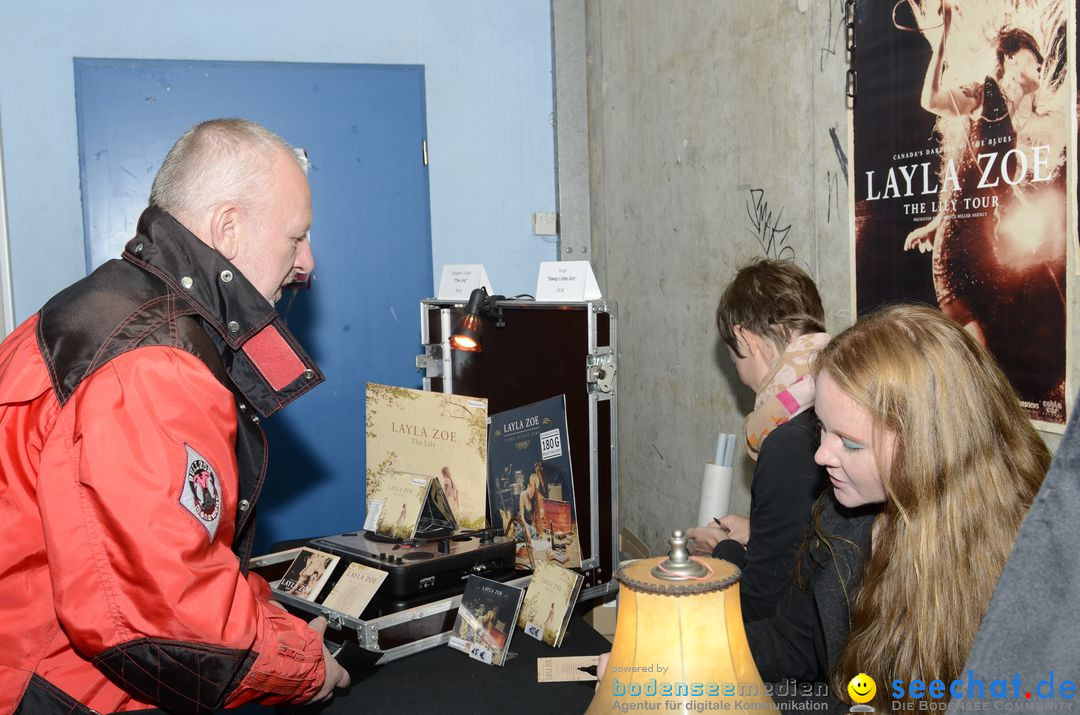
586 0 859 551
0 0 556 322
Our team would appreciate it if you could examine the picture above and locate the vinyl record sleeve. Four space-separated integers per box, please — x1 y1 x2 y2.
488 395 582 569
366 383 489 528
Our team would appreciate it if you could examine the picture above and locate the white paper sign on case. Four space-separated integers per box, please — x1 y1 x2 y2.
535 261 602 302
437 264 493 301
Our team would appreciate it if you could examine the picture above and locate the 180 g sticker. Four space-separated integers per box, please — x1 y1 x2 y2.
539 428 562 460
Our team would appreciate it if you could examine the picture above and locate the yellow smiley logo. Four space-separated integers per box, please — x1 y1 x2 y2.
847 673 877 704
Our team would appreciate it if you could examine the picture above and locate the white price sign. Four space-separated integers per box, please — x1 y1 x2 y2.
535 260 601 302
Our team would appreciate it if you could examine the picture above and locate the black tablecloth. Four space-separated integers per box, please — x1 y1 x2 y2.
288 613 611 714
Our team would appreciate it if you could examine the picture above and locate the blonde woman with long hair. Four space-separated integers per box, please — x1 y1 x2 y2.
746 304 1049 710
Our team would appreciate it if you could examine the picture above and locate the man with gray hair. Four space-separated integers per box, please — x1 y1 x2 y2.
0 119 349 712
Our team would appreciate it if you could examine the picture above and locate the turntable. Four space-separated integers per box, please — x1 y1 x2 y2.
308 529 516 614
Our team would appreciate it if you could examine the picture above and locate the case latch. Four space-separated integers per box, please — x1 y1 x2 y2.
586 349 616 395
416 343 443 378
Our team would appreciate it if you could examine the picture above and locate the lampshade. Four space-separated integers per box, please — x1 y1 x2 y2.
449 287 489 352
449 313 482 352
587 531 773 714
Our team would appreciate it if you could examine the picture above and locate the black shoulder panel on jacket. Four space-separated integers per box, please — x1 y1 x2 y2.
36 259 225 404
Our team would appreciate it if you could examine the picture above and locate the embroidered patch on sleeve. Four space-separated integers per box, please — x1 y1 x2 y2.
180 444 222 541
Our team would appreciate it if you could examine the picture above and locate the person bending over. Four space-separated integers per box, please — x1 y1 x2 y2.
687 259 829 622
0 119 349 712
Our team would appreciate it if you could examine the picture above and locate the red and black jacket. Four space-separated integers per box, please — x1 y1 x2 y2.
2 208 327 713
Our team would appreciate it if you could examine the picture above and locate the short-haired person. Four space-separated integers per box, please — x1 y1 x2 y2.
746 304 1049 710
0 119 349 711
686 259 829 622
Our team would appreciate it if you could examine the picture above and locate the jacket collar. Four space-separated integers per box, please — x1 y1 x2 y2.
122 207 324 416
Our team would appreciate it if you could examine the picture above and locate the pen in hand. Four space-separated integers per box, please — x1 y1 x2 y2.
711 517 731 534
578 663 600 689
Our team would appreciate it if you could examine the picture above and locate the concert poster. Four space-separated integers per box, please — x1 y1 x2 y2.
851 0 1071 429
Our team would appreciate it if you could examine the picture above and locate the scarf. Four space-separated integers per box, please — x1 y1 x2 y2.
744 332 830 461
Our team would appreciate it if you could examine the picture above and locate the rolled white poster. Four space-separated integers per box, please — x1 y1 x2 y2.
696 462 733 528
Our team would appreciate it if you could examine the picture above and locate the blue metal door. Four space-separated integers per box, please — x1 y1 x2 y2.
75 59 432 550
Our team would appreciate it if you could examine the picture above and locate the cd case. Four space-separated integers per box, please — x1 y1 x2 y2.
447 575 525 666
